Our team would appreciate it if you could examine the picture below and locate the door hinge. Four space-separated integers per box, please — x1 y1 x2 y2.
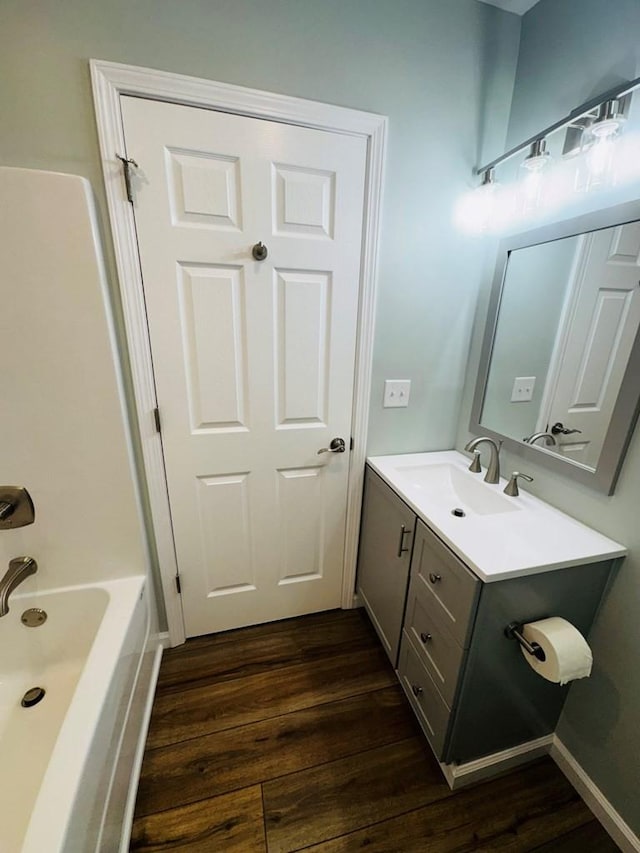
153 407 161 434
350 436 354 451
175 574 182 594
116 154 138 204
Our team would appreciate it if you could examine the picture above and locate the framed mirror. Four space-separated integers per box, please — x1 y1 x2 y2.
470 199 640 494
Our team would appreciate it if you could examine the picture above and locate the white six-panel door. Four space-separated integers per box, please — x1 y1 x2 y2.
544 222 640 467
121 97 366 637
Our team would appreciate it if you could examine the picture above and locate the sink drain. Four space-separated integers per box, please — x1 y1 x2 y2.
451 507 466 518
21 687 46 708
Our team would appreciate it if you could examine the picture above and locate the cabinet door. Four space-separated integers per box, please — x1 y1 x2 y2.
356 468 415 665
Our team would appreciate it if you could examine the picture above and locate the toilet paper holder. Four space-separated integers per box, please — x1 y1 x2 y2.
505 622 547 662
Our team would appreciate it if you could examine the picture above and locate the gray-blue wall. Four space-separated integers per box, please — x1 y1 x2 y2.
459 0 640 833
0 0 520 459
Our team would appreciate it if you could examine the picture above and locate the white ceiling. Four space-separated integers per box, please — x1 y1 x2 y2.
476 0 540 14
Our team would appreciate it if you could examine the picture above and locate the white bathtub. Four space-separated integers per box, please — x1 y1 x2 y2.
0 575 161 852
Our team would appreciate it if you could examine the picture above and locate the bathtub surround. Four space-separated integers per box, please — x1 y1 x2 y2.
0 167 163 849
458 0 640 837
0 168 149 592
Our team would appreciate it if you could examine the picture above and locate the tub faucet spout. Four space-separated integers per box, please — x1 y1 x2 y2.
0 556 37 616
463 437 502 484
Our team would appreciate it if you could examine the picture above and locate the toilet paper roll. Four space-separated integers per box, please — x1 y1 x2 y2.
521 617 593 685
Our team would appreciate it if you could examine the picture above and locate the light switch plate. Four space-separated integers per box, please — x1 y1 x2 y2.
511 376 536 402
384 379 411 408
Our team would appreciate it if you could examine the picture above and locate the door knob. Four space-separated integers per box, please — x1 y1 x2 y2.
317 437 346 455
551 422 582 436
428 573 441 584
252 241 268 261
411 684 423 697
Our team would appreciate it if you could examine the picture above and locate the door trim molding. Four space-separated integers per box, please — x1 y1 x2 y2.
90 59 387 645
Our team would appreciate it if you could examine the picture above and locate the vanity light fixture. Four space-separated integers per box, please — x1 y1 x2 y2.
459 75 640 234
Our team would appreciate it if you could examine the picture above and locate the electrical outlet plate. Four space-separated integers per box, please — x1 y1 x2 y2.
511 376 536 402
384 379 411 408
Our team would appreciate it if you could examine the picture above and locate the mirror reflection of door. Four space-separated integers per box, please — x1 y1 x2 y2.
480 220 640 473
539 223 640 467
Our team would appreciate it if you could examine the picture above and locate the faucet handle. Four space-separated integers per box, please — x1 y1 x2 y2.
0 487 35 529
468 450 482 473
503 471 533 497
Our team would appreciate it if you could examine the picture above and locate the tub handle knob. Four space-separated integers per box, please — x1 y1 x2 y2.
0 486 35 529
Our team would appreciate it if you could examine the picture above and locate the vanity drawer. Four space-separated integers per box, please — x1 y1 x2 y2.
404 578 465 707
410 519 480 647
397 633 450 759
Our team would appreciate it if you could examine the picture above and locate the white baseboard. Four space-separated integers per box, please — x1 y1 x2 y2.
441 735 554 790
551 737 640 853
440 734 639 851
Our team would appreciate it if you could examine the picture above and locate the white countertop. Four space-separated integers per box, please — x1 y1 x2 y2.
367 450 626 582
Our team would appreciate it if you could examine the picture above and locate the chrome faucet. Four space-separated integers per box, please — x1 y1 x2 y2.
0 556 37 616
464 437 502 484
524 431 557 447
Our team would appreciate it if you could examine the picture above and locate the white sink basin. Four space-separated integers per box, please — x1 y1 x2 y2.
394 462 519 516
367 451 626 582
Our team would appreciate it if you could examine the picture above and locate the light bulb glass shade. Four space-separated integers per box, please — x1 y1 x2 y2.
518 141 552 214
579 101 625 190
590 99 626 139
585 136 616 188
591 117 625 139
522 138 552 172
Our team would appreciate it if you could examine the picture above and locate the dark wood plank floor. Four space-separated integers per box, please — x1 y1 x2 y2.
131 609 619 852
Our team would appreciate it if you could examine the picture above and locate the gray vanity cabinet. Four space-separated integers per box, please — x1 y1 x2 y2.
398 518 613 765
356 468 416 665
358 465 616 768
442 560 612 763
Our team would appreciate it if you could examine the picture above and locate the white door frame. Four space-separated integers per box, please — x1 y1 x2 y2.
90 59 387 646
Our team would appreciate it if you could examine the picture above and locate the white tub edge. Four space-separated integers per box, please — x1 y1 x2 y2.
21 575 148 852
117 642 163 852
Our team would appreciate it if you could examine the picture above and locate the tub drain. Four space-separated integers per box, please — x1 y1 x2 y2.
21 608 47 627
21 687 46 708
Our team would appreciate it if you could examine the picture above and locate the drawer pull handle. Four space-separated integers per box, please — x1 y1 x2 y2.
420 632 432 643
411 684 423 697
428 572 442 584
397 524 412 558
